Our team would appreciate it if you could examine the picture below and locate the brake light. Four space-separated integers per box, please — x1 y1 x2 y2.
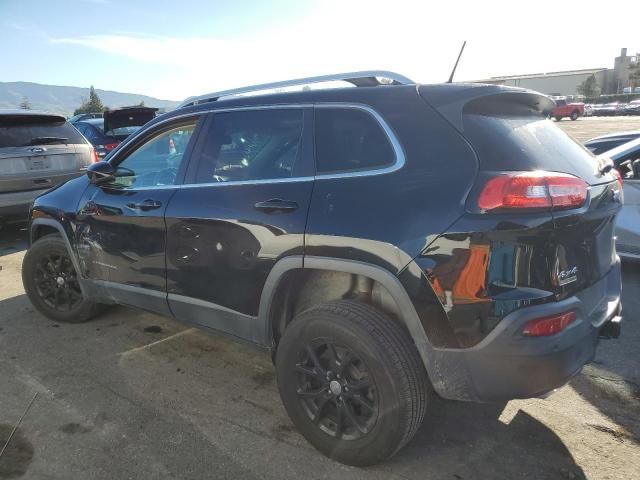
104 142 119 152
612 168 623 188
90 146 98 163
478 172 587 211
522 311 577 336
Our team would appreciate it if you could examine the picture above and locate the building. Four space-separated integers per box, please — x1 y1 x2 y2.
474 48 638 96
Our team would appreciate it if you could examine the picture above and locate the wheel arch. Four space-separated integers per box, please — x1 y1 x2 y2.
30 218 82 276
258 256 433 363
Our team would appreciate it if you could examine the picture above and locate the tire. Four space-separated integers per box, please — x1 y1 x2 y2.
554 116 563 121
275 300 428 466
22 234 101 323
570 110 579 121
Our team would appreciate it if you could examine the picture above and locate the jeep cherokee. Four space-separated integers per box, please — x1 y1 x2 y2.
21 71 624 466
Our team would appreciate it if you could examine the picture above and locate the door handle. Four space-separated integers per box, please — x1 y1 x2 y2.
254 199 298 213
126 199 162 211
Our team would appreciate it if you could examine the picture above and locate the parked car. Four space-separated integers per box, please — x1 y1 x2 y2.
583 104 594 116
68 112 103 124
0 110 95 225
74 107 158 159
21 73 623 466
591 104 608 116
600 102 623 116
584 130 640 155
551 98 584 121
73 119 120 159
599 137 640 261
624 99 640 115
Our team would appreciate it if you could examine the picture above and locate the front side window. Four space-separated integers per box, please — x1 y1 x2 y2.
194 109 304 183
314 108 395 174
110 122 196 189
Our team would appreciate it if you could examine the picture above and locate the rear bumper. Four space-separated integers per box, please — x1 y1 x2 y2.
0 189 50 221
428 260 622 402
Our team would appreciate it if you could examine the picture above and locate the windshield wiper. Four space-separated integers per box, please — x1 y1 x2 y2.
26 136 69 146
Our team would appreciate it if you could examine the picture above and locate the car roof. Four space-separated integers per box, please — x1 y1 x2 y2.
77 118 104 126
598 136 640 161
0 109 66 121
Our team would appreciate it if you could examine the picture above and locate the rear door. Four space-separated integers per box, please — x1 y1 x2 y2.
165 107 314 344
0 114 90 194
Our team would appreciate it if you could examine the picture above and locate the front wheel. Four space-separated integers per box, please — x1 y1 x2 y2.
275 300 428 466
22 234 101 323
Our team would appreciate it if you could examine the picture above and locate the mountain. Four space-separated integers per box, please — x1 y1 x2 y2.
0 81 180 116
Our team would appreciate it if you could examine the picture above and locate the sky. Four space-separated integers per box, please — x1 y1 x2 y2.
1 0 639 102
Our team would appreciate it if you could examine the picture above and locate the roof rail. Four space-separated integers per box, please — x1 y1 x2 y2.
178 70 415 108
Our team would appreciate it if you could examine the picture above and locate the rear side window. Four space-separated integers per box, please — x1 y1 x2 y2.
0 115 85 148
193 109 304 183
462 114 603 185
314 108 395 174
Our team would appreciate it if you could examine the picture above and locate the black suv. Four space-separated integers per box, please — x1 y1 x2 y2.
22 71 623 466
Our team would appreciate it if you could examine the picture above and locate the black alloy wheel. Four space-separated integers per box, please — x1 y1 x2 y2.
295 340 378 440
22 234 101 323
33 253 83 312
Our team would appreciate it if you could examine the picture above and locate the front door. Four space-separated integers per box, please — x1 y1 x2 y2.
165 107 314 344
75 117 203 314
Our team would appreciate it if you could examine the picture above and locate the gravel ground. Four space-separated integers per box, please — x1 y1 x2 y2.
1 117 639 480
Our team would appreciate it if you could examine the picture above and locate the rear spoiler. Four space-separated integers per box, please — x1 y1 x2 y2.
419 83 555 132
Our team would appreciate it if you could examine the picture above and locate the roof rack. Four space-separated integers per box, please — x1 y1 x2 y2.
178 70 415 108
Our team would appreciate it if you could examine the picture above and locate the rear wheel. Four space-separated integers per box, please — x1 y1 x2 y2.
275 300 428 466
570 110 579 121
22 234 101 323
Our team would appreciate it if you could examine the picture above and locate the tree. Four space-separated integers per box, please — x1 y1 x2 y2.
19 96 32 109
576 74 600 98
73 86 105 115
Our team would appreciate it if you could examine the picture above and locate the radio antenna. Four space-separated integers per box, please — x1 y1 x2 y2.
447 41 467 83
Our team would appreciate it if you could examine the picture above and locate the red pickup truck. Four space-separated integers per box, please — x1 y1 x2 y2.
552 99 585 121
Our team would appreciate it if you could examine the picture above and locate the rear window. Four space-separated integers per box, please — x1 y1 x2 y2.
0 115 85 148
314 108 395 174
462 114 604 185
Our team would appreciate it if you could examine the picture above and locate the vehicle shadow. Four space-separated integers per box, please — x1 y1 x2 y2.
568 262 640 444
387 397 586 479
0 223 28 257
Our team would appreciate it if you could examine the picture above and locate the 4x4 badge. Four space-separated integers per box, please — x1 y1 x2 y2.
558 266 579 286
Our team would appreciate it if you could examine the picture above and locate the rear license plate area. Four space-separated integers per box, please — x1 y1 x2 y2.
29 157 50 170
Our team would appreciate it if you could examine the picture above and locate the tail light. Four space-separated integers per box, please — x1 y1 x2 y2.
104 142 119 152
89 146 99 163
478 172 587 211
612 168 623 188
522 311 577 336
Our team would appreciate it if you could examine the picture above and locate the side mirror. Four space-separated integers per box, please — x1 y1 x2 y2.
86 161 114 185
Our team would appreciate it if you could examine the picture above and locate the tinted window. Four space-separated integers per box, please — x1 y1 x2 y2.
462 114 604 185
0 115 85 147
194 109 304 183
314 108 395 174
110 122 196 189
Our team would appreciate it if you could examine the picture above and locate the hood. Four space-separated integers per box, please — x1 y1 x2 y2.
103 107 158 133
